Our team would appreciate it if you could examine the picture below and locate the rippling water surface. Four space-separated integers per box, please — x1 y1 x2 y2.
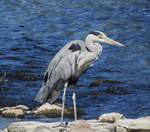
0 0 150 128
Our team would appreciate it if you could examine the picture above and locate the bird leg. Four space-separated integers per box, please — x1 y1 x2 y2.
60 82 68 124
72 85 77 121
52 82 69 128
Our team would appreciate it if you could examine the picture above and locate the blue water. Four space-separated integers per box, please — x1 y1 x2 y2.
0 0 150 128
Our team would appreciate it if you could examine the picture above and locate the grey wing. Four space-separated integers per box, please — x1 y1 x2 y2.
35 40 84 104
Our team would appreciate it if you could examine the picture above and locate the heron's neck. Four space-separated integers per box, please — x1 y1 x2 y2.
85 35 96 45
85 36 102 54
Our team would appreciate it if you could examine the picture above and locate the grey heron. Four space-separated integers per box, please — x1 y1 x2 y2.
35 31 124 125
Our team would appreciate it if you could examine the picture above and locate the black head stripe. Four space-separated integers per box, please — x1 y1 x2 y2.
89 31 100 36
69 43 81 52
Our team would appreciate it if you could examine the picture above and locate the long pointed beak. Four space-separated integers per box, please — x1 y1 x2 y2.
102 36 125 47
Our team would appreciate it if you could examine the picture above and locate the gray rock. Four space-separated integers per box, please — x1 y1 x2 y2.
116 126 128 132
116 118 150 132
98 112 125 123
70 120 94 132
90 122 115 132
7 121 69 132
4 114 150 132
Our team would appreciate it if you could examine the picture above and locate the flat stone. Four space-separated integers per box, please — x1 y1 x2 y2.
70 120 94 132
98 112 125 123
90 122 115 132
6 120 116 132
7 121 69 132
2 109 24 118
116 118 150 132
4 116 150 132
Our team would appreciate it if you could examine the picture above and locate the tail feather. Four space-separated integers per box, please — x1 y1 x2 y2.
35 85 48 103
47 90 60 104
35 85 60 104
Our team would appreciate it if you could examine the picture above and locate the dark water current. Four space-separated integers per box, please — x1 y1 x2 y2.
0 0 150 129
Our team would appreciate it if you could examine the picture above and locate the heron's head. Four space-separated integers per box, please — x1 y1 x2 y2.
86 31 124 47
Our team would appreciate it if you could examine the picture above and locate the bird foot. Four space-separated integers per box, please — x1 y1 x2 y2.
52 122 68 128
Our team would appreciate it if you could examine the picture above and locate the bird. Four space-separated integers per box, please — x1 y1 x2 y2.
35 31 124 126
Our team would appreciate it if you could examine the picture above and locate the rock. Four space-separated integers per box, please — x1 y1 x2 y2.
106 87 129 95
2 109 24 118
4 115 150 132
0 107 10 114
33 103 62 117
7 121 69 132
116 118 150 132
0 105 29 117
15 105 29 111
0 105 30 118
89 78 122 87
98 112 125 123
0 104 83 118
33 103 83 118
70 120 94 132
89 120 115 132
116 126 127 132
6 120 115 132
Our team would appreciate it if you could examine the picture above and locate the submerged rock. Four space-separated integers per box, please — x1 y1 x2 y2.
106 87 129 95
89 78 122 87
98 112 125 123
89 79 103 87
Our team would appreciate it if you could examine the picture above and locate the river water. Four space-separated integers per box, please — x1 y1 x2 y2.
0 0 150 129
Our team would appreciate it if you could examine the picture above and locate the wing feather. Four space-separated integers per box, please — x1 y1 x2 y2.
35 40 84 103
